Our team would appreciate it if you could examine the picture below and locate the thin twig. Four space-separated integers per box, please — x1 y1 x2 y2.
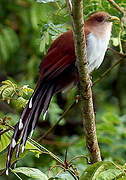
39 139 75 147
0 170 6 176
67 169 79 180
68 155 90 164
48 164 78 180
119 23 124 53
66 0 73 16
108 48 126 57
92 57 123 87
64 149 68 164
28 137 64 165
39 99 78 140
10 168 22 180
107 0 125 14
48 164 65 178
70 164 79 178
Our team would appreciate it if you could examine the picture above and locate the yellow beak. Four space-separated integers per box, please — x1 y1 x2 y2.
108 16 120 22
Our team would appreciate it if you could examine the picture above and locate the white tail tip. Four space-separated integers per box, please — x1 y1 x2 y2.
29 97 32 108
6 169 9 175
11 138 16 148
30 130 34 138
14 163 17 169
22 145 25 153
43 111 47 120
19 118 23 130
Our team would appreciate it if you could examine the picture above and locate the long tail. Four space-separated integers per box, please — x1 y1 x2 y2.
6 81 55 174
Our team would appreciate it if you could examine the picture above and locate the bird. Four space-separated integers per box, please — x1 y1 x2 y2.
6 11 119 174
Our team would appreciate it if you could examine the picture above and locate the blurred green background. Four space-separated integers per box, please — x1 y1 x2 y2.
0 0 126 179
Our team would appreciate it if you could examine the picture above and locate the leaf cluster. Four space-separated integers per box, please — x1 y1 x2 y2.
0 80 33 109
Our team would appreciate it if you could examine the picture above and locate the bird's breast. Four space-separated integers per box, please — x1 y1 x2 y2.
86 32 111 73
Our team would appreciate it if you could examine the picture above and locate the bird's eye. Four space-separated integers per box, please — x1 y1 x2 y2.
96 16 104 22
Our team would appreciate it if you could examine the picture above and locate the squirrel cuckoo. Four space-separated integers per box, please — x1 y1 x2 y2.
6 11 119 174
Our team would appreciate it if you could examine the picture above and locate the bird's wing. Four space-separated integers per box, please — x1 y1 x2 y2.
39 30 76 81
39 28 90 81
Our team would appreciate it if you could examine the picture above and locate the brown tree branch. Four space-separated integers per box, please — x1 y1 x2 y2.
67 0 101 163
93 57 123 87
107 0 125 14
38 98 78 140
108 48 126 57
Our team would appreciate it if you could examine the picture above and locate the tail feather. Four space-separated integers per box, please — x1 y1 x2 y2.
6 123 21 172
19 83 52 153
42 85 55 115
6 82 55 173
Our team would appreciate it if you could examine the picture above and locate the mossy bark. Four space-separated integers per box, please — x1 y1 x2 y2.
69 0 101 163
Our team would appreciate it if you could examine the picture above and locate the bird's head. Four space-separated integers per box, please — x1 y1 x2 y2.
85 11 120 38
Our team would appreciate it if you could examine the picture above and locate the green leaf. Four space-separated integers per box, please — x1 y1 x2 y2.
22 85 34 94
49 172 73 180
45 31 50 45
0 84 8 95
96 168 122 180
80 161 123 180
30 2 59 30
0 27 19 61
0 34 9 61
0 80 18 102
16 97 28 108
102 112 120 124
0 125 12 153
2 87 14 100
97 123 117 133
12 167 48 180
2 27 19 54
0 150 9 170
111 37 119 46
40 35 46 52
25 140 41 158
2 80 17 89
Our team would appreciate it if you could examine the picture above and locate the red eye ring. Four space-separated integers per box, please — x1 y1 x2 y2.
96 16 104 22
